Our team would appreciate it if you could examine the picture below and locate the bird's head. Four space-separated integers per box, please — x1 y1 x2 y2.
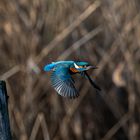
72 61 97 72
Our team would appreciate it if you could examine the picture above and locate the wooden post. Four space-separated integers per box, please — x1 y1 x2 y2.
0 81 12 140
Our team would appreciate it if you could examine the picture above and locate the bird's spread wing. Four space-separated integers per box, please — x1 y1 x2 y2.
50 65 79 98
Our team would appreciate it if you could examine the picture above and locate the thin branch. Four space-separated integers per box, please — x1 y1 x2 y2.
0 65 20 80
29 113 50 140
35 1 101 63
57 26 102 60
101 113 130 140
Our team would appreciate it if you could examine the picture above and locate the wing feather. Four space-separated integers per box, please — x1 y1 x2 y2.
50 65 79 98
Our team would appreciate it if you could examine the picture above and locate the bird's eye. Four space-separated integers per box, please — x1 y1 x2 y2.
83 65 87 68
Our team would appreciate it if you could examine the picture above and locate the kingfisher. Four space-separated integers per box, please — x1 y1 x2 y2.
44 61 101 99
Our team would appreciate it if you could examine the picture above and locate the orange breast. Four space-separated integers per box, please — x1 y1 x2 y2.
70 68 79 73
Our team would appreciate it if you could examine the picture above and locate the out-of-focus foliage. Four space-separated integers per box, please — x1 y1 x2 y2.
0 0 140 140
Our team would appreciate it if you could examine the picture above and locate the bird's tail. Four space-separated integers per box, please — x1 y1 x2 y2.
84 71 101 92
44 63 55 71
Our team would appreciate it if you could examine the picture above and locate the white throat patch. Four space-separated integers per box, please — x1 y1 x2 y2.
74 63 79 69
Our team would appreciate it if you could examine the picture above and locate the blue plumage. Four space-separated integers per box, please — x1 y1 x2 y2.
44 63 55 71
44 61 101 98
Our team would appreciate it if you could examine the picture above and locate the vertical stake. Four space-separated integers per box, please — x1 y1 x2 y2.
0 81 12 140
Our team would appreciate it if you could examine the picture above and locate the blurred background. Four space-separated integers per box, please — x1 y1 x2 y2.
0 0 140 140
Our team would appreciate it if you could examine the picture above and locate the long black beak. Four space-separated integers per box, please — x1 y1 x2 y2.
84 71 101 91
86 65 98 70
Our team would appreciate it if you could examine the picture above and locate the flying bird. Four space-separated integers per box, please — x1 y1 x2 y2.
44 61 101 98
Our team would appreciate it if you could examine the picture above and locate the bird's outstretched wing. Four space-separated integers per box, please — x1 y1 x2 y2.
84 71 101 91
50 65 79 98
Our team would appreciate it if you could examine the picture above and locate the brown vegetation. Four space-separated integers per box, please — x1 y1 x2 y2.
0 0 140 140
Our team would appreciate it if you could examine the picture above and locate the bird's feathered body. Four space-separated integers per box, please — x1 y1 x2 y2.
44 61 89 72
44 61 101 98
